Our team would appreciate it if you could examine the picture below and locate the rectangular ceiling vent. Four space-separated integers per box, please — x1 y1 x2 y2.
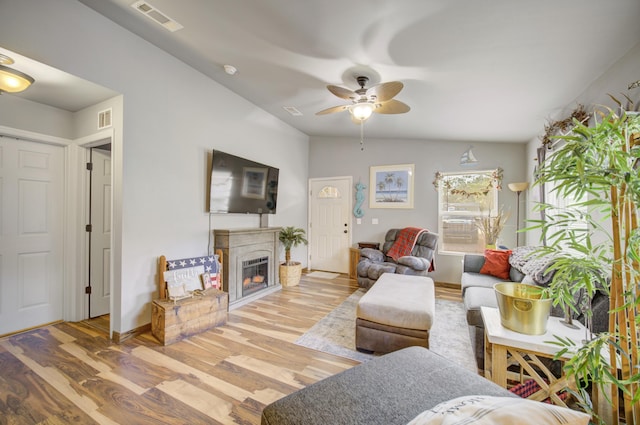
131 1 184 32
98 108 112 130
283 106 303 116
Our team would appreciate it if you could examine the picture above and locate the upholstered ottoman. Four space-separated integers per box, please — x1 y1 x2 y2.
356 273 435 353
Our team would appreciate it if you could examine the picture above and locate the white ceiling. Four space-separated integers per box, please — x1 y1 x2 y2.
9 1 640 143
0 47 118 112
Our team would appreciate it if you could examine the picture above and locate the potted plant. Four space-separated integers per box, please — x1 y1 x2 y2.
475 206 510 248
528 104 640 425
278 226 308 287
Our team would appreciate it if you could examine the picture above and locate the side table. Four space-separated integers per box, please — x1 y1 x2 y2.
349 247 360 279
481 306 586 407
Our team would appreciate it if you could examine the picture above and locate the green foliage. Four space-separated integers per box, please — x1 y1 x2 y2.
529 106 640 423
279 226 308 265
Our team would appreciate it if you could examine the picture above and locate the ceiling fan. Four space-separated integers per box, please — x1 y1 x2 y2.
316 75 410 123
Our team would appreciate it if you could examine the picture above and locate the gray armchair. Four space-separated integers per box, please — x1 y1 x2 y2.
356 228 438 289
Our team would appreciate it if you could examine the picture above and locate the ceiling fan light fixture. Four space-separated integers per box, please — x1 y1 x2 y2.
349 103 374 121
0 64 34 93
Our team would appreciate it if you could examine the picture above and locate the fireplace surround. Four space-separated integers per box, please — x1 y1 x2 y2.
214 227 280 307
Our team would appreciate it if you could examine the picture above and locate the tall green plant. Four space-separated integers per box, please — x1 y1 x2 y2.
279 226 308 265
528 107 640 424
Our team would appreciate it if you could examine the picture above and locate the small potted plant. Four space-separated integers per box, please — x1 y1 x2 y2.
279 226 308 287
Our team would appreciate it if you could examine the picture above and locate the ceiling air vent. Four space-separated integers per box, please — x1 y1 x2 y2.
131 1 184 32
98 108 112 130
283 106 303 116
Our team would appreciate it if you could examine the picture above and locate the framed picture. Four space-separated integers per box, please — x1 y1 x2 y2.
369 164 415 209
201 272 213 289
241 167 267 199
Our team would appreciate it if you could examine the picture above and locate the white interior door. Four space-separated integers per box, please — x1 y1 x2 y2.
0 136 64 335
89 146 111 318
309 177 352 273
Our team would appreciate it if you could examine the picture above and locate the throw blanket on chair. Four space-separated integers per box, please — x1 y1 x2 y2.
387 227 434 271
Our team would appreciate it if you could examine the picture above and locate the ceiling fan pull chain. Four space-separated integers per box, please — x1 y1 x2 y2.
360 120 365 151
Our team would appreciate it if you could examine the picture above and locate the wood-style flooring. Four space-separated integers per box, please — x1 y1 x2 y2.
0 274 461 425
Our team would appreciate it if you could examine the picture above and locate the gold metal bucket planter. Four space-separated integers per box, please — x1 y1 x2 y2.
494 283 552 335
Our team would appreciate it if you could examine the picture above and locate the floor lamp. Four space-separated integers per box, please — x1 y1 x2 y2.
508 182 529 246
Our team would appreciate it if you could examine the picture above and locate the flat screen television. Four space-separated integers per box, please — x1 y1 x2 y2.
209 149 279 214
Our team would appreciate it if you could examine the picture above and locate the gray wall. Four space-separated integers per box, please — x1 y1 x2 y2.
309 136 527 283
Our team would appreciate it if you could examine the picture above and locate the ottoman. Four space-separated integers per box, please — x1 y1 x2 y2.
356 273 435 353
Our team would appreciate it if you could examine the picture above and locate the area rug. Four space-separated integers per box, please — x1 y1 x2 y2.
295 289 477 371
306 271 340 279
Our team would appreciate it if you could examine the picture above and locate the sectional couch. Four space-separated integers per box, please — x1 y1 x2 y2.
461 247 610 369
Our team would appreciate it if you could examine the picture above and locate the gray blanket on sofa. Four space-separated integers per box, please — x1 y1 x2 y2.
509 246 556 285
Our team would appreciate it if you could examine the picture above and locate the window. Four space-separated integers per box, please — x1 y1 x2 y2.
435 169 501 254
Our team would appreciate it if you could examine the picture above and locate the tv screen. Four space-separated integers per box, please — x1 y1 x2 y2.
209 150 279 214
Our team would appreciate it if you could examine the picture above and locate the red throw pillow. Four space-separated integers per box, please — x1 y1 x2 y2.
480 249 512 280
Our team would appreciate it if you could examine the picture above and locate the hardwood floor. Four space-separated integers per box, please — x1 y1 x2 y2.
0 274 461 425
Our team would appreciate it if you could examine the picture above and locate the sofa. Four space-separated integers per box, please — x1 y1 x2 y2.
260 346 513 425
356 228 438 289
461 246 610 369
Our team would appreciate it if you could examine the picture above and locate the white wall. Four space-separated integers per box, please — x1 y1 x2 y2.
524 41 640 247
309 136 527 284
0 95 74 139
0 0 309 334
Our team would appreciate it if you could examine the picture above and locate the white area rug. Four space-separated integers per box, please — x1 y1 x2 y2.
295 289 477 372
306 271 340 279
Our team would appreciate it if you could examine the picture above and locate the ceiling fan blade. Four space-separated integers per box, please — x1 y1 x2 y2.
368 81 403 102
327 85 356 100
374 99 410 114
316 104 349 115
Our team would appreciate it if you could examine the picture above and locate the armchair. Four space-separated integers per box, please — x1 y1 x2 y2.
356 228 438 289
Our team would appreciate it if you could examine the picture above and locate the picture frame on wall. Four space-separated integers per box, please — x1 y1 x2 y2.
369 163 415 209
241 167 267 199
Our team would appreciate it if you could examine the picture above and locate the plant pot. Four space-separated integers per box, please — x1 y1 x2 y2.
280 262 302 287
494 283 552 335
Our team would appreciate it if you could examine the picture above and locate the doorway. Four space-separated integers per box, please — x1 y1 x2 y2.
87 143 112 321
308 177 352 273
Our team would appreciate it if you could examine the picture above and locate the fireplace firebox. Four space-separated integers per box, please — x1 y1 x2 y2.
242 256 268 297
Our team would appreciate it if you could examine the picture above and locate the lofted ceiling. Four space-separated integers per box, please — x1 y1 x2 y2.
9 1 640 143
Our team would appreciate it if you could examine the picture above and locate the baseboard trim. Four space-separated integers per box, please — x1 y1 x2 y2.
112 323 151 343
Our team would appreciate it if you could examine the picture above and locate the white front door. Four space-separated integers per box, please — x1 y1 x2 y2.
309 177 352 273
88 146 111 318
0 137 64 335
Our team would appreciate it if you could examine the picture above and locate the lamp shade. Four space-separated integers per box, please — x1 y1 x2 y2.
349 103 374 121
0 64 34 93
508 182 529 192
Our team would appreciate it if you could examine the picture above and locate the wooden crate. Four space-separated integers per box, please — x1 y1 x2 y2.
151 288 228 345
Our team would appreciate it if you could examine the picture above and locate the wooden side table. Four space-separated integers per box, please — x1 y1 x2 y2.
481 306 586 407
349 247 360 279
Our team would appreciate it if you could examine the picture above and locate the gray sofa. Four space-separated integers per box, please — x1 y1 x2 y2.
260 346 513 425
462 248 610 369
356 229 438 289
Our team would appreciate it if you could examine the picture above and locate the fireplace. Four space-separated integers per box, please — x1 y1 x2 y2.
214 227 280 307
242 256 268 297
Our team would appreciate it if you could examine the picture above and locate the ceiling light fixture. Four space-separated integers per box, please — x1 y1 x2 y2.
349 102 374 122
0 63 35 94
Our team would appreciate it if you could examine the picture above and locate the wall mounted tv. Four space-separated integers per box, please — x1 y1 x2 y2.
209 149 279 214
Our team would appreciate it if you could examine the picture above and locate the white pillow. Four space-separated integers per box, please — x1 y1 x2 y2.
407 395 590 425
